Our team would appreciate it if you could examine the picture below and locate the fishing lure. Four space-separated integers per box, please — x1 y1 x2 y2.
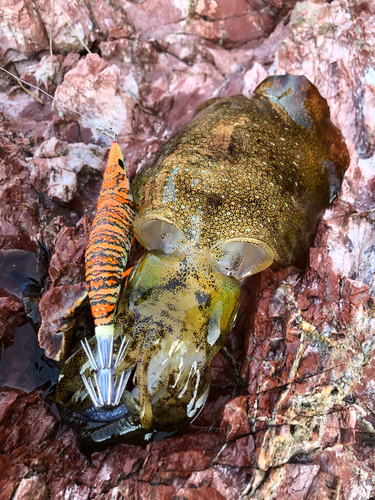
82 140 133 407
55 75 350 447
0 66 135 409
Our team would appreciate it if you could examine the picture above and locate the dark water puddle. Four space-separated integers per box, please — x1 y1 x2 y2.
0 248 59 395
0 249 39 299
0 323 59 395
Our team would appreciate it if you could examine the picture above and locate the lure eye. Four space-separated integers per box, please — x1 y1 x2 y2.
118 158 125 169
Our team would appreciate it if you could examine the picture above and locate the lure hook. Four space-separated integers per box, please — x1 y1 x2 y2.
96 125 118 142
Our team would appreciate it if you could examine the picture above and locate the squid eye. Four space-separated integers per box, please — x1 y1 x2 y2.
137 220 186 254
214 241 272 279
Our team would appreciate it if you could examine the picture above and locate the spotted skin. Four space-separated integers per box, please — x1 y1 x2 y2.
56 76 349 447
85 141 133 327
132 75 349 267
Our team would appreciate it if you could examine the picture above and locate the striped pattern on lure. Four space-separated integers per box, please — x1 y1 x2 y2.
85 141 133 329
82 140 133 407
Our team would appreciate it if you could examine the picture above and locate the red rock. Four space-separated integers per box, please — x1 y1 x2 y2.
0 295 26 349
0 179 39 252
257 464 320 500
216 435 255 468
176 485 226 500
306 470 341 500
48 215 92 287
220 396 250 441
193 385 236 428
210 351 237 386
181 464 249 499
0 389 57 455
123 457 143 477
0 454 28 500
12 475 49 500
38 281 89 360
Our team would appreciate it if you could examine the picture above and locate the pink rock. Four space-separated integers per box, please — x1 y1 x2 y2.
29 137 107 204
20 55 64 96
13 475 49 500
124 0 188 36
0 0 48 61
185 12 269 48
53 54 138 143
195 0 250 19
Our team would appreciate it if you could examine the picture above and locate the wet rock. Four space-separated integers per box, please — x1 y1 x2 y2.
0 249 39 298
0 294 26 351
48 215 92 287
0 249 41 358
0 323 60 392
38 281 91 360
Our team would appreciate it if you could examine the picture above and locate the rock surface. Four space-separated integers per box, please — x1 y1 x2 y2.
1 0 375 499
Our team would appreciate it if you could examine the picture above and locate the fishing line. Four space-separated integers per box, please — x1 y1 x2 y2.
0 66 118 141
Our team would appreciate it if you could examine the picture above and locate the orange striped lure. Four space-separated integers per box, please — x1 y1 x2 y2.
81 140 134 407
0 67 134 408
